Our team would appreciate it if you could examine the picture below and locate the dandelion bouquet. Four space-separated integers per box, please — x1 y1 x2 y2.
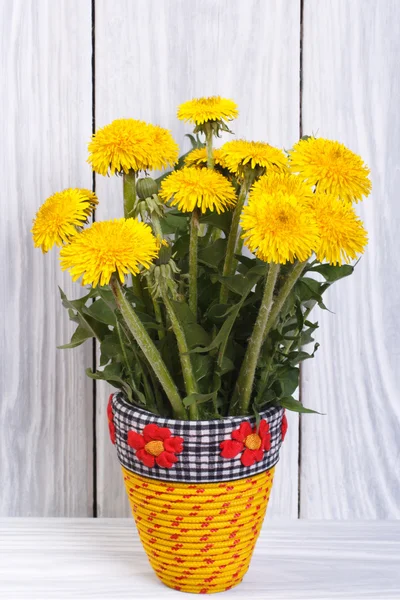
32 96 370 422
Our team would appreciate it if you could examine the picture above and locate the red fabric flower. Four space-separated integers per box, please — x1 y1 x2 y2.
127 423 184 469
107 394 116 445
281 411 288 442
220 420 271 467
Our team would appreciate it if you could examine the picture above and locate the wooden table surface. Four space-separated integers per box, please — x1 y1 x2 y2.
0 519 399 599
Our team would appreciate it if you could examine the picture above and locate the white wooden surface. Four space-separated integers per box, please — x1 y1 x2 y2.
300 0 400 518
0 1 93 516
94 0 301 518
1 519 399 599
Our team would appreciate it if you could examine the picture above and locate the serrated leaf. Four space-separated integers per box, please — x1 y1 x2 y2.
58 325 93 349
169 299 210 348
83 298 116 326
278 396 322 414
198 238 227 270
199 211 232 234
58 287 109 341
308 263 354 283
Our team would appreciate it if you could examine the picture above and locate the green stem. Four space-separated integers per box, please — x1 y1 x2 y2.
205 125 214 170
189 209 200 317
152 296 165 340
161 289 199 420
231 263 281 415
262 261 308 344
110 275 187 419
123 170 137 219
219 175 252 304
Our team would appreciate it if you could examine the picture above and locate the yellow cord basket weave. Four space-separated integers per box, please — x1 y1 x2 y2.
122 465 275 594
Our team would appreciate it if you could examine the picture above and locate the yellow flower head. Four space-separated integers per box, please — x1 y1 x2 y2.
289 137 371 203
220 140 288 176
311 194 368 265
87 118 178 176
184 147 228 170
177 96 238 126
147 124 179 171
241 192 319 264
32 188 98 253
250 171 313 202
60 218 159 287
159 167 236 214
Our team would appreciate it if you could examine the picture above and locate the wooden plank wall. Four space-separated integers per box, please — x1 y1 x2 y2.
1 0 399 519
0 0 93 516
300 0 400 519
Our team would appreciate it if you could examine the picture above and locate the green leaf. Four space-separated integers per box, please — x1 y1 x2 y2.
275 366 300 396
161 211 189 235
278 396 322 414
213 267 265 297
199 211 232 234
198 239 227 270
183 391 216 407
285 343 320 365
172 234 190 259
59 287 109 342
295 278 329 311
58 325 93 349
85 364 134 403
308 263 354 283
83 299 117 326
169 300 210 348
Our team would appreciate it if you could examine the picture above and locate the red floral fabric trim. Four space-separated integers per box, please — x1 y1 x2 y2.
220 419 271 467
127 423 184 469
281 411 288 442
107 394 116 445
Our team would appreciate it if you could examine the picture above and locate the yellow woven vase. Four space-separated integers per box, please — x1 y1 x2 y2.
121 465 275 594
109 393 286 594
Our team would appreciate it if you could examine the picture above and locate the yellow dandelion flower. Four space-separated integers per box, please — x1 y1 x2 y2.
184 147 228 170
311 194 368 265
241 192 319 264
60 218 159 287
32 188 98 253
220 140 288 175
159 167 236 214
177 96 238 125
250 171 313 202
146 123 179 170
289 137 371 203
87 119 178 176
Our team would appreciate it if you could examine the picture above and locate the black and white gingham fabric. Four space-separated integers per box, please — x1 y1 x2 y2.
111 393 285 483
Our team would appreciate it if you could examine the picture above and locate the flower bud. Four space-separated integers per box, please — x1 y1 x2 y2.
136 177 159 200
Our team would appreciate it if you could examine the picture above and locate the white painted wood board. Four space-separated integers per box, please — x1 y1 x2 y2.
0 1 94 516
300 0 400 518
94 0 301 518
1 519 399 598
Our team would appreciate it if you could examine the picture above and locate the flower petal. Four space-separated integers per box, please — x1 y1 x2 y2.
107 394 114 420
263 433 272 451
127 430 145 450
136 449 155 468
220 440 243 459
231 421 252 442
252 449 264 462
241 448 257 467
143 423 171 443
164 436 184 454
258 419 270 437
156 451 178 469
108 422 116 445
281 413 288 442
